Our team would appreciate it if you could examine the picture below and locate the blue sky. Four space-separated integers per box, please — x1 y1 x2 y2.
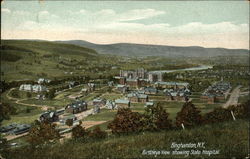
1 1 249 49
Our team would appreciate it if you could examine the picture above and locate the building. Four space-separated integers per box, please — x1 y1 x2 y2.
93 98 106 107
120 68 147 79
155 82 189 89
40 111 59 122
0 123 18 133
87 83 96 91
127 93 148 103
19 84 47 92
144 101 154 107
93 105 100 114
148 72 163 82
200 81 231 104
59 114 77 124
105 100 116 109
164 88 190 101
144 87 158 95
116 84 128 93
65 100 88 114
38 78 51 84
115 99 130 108
12 124 31 135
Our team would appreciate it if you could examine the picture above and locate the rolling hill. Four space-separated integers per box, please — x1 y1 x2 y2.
0 40 101 81
55 40 249 57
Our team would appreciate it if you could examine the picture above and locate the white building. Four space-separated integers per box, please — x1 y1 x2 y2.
19 84 47 92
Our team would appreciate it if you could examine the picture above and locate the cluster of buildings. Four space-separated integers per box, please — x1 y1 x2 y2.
164 88 191 101
114 68 163 88
200 81 231 104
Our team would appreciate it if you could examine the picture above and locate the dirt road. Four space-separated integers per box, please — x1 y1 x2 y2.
223 85 241 108
61 121 107 139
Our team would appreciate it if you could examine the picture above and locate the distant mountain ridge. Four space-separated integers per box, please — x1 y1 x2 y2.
55 40 249 57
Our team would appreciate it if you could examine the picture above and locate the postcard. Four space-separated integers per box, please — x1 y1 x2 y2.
0 1 249 159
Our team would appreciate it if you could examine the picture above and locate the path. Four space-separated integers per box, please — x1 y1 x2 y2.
223 85 241 108
6 88 54 110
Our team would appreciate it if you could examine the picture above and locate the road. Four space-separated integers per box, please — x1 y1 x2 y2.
223 85 241 108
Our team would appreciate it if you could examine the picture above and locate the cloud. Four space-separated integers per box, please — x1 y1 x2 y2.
70 8 165 22
39 10 59 20
13 10 30 16
118 9 165 21
1 8 11 14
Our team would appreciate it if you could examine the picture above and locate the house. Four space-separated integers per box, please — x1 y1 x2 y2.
38 78 51 84
69 81 79 89
81 88 88 95
116 84 128 93
93 98 106 107
36 94 46 100
93 105 100 114
115 99 130 108
144 87 158 95
65 100 88 114
88 83 95 91
127 93 148 103
40 111 59 122
108 81 114 86
105 100 116 109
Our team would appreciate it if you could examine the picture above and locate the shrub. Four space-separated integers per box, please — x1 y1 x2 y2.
88 126 107 139
65 119 73 127
176 102 202 128
108 108 143 134
142 104 172 131
72 122 89 139
202 107 232 124
27 120 60 145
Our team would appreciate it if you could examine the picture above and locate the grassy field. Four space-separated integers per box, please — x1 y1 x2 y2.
83 109 117 121
6 119 248 159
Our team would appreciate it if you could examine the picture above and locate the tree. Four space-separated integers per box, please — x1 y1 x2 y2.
65 119 73 127
227 100 249 119
176 102 202 128
108 108 143 134
202 107 231 124
26 92 32 98
48 88 56 99
142 104 172 131
0 103 17 125
27 120 60 145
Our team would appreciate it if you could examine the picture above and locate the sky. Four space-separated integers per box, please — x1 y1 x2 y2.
1 1 249 49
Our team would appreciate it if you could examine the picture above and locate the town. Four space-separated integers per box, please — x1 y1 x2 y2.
1 62 249 143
